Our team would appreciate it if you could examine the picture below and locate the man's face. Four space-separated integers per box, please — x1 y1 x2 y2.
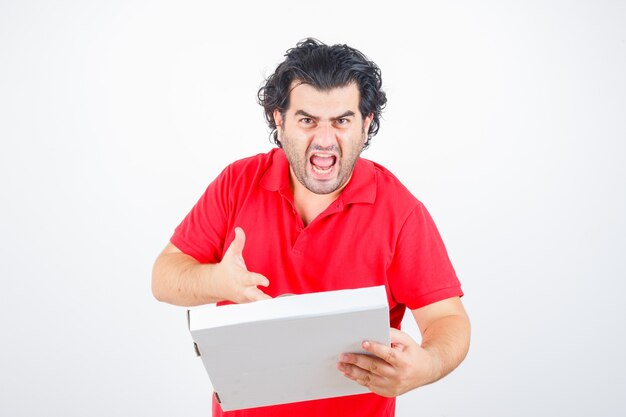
274 81 373 196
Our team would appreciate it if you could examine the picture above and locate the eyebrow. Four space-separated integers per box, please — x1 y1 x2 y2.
294 110 356 120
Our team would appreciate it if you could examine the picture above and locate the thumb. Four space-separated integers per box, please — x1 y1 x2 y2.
389 327 414 346
226 227 246 257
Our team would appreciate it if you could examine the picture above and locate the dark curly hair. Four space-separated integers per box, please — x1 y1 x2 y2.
258 38 387 149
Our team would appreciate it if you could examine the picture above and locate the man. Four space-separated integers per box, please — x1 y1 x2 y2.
152 38 470 417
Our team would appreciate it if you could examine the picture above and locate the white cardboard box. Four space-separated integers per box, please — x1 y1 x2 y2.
187 285 390 411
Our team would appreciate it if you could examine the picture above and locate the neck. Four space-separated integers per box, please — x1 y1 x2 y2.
290 171 349 226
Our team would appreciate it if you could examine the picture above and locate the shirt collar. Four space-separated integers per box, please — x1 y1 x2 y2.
260 148 376 205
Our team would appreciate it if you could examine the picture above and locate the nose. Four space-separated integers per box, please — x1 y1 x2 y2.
313 122 338 148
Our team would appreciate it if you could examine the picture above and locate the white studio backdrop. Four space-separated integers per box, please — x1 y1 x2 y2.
1 1 625 416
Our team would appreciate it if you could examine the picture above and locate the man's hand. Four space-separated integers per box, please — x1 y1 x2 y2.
152 227 271 306
337 298 470 397
209 227 271 304
336 328 438 397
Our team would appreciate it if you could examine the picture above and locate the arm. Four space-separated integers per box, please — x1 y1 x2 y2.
337 296 470 397
151 227 271 306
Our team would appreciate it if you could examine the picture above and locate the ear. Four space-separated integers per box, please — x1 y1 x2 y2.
273 109 283 128
363 112 374 133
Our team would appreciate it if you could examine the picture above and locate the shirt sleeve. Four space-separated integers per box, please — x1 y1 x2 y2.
170 165 231 264
387 202 463 310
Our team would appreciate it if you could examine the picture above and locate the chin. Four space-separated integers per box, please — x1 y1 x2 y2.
305 178 344 195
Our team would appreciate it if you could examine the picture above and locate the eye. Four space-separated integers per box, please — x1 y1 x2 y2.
299 117 313 125
336 118 350 126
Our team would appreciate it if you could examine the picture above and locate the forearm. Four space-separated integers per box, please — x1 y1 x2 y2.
152 251 220 307
420 313 471 384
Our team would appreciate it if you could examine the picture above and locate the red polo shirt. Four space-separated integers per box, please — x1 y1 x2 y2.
171 148 462 417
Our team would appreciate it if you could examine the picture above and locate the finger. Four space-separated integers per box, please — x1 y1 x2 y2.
361 340 400 367
245 287 272 302
389 328 414 346
253 291 272 301
340 352 395 378
226 227 246 257
246 272 270 287
337 362 386 388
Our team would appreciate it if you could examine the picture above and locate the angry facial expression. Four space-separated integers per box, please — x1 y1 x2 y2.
274 82 373 196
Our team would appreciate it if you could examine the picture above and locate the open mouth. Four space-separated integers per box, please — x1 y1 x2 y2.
309 153 337 175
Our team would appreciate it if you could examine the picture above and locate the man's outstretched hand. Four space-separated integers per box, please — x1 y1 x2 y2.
210 227 271 304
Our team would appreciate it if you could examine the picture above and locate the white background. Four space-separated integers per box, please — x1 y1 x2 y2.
1 1 625 416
